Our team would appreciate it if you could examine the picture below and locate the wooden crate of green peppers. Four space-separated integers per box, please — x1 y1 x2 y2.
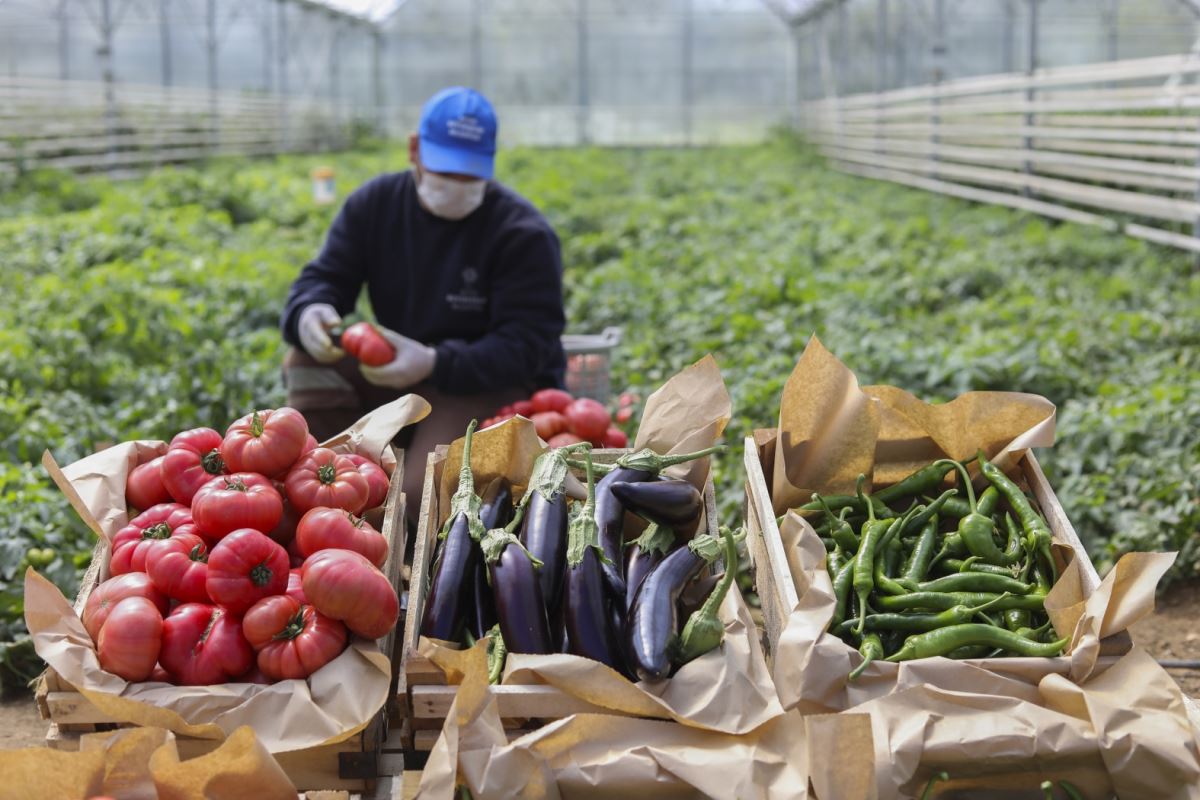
744 437 1121 677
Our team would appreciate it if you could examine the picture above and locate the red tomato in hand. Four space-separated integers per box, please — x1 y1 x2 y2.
145 533 210 604
286 569 306 604
220 408 309 477
512 400 534 417
530 388 572 414
205 529 289 614
295 507 388 568
191 473 283 541
302 549 398 640
243 595 348 681
97 597 163 682
339 322 396 367
83 573 169 643
284 448 370 515
547 432 584 448
530 411 568 441
564 398 610 442
126 456 170 511
111 503 200 574
160 603 254 685
341 454 390 509
602 426 628 448
161 428 227 505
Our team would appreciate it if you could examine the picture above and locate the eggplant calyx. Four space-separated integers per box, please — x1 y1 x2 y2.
676 525 738 665
486 624 507 685
480 527 544 569
442 420 485 542
687 525 746 563
627 521 675 557
565 446 608 569
525 443 587 505
614 445 724 473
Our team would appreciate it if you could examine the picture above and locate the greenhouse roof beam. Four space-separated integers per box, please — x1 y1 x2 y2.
760 0 847 29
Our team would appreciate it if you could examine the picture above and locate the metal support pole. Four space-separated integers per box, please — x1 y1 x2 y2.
875 0 888 155
261 0 273 92
836 0 847 94
1002 0 1015 73
1106 0 1119 62
470 0 482 90
329 18 341 124
98 0 119 171
277 0 289 151
159 0 171 87
930 0 946 179
788 24 802 129
895 0 906 88
682 0 694 145
1023 0 1038 198
371 27 384 136
205 0 219 154
57 0 71 80
577 0 589 145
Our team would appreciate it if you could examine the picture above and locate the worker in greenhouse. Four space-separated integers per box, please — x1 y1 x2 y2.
279 87 566 520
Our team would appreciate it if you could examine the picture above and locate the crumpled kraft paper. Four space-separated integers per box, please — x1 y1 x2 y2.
769 335 1055 515
416 640 811 800
26 395 429 752
0 725 295 800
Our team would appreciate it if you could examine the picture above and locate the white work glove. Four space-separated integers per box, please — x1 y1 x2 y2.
359 326 437 389
297 303 344 364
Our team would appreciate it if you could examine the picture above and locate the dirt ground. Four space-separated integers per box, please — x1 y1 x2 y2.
0 582 1195 756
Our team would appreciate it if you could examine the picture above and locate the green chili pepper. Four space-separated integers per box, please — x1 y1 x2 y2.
886 623 1068 662
904 488 957 537
931 494 973 519
914 572 1033 595
884 536 904 577
799 492 895 519
976 485 1000 517
978 453 1057 583
486 624 507 684
1041 781 1056 800
815 494 860 553
852 476 892 635
929 532 968 568
836 594 1009 635
1004 607 1033 632
946 644 992 659
874 459 961 506
829 559 856 630
919 771 949 800
1059 780 1084 800
875 591 1048 612
901 516 939 584
828 546 845 577
849 632 884 681
819 536 836 551
937 459 1019 567
941 557 1017 577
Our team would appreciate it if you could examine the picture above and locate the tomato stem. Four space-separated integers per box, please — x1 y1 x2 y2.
142 523 172 540
272 607 308 641
189 544 208 563
250 411 265 438
317 463 337 485
250 563 274 587
224 477 248 493
202 448 225 475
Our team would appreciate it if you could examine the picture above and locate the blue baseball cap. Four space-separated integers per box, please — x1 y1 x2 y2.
417 87 497 180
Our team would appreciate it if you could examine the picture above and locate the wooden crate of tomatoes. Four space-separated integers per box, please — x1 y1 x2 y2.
34 407 404 793
399 421 727 752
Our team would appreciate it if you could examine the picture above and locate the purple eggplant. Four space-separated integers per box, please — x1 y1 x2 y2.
420 421 484 642
481 503 552 655
564 448 625 671
520 487 568 612
611 479 702 531
470 478 513 640
624 521 677 610
581 446 724 615
626 529 729 681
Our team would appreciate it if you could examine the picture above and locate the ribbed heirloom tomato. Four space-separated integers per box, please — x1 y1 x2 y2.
220 408 309 477
286 569 307 604
191 473 283 540
159 603 254 685
341 454 390 509
125 456 171 511
284 448 369 515
242 595 348 681
83 573 169 643
295 507 388 568
111 503 201 573
96 596 163 682
160 427 227 505
339 322 396 367
206 529 289 614
301 549 398 640
145 532 210 604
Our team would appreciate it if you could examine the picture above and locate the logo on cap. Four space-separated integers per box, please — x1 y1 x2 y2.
447 116 485 143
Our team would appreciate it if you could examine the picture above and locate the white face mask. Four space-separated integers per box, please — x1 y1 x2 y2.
416 169 486 220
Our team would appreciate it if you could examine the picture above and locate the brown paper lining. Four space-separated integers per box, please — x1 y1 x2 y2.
26 395 429 752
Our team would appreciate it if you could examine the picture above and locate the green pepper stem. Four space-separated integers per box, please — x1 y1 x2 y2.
855 474 874 523
935 458 976 511
920 772 950 800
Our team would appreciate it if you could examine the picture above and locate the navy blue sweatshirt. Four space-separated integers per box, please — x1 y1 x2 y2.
281 171 566 394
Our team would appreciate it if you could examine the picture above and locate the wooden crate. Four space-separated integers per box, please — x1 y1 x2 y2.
742 434 1128 670
33 448 408 793
399 447 720 751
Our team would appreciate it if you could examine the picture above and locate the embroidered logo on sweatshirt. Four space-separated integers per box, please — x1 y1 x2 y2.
446 266 486 312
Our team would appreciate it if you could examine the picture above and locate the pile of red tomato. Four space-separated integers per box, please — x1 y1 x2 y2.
87 407 399 687
481 389 636 448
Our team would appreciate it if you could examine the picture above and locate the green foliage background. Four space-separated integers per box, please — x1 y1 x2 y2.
0 138 1196 691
